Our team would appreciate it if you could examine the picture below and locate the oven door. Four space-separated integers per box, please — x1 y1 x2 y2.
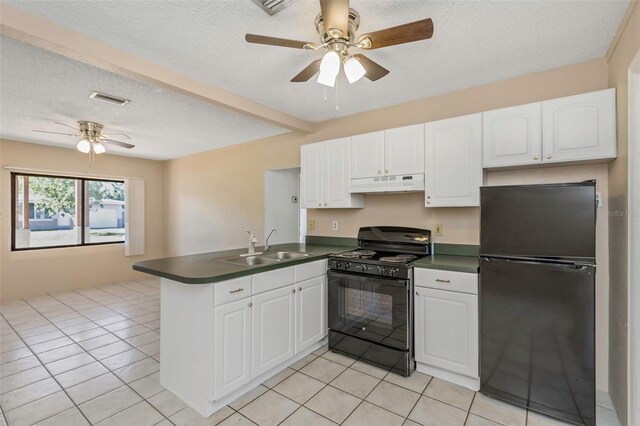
328 270 410 350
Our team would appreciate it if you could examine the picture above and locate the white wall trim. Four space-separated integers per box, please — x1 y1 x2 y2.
3 166 143 181
628 49 640 426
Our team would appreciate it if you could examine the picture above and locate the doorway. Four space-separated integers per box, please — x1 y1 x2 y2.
264 168 305 245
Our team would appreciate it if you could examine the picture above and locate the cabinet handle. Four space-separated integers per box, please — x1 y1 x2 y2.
248 302 252 307
318 203 321 207
385 169 389 174
298 287 302 291
416 291 420 296
378 170 382 174
229 288 244 294
533 155 539 160
546 154 552 159
324 203 327 206
292 288 296 293
435 279 451 283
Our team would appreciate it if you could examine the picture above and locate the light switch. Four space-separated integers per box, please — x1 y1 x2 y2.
435 224 443 236
308 219 315 230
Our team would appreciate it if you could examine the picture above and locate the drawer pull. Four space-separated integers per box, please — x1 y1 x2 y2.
298 287 302 291
416 291 420 296
229 288 245 294
435 279 451 283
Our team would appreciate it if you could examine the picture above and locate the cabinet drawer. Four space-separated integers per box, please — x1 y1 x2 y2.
295 260 327 282
213 276 252 307
415 269 478 295
252 267 295 295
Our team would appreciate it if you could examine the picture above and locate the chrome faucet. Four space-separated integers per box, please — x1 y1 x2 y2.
264 229 277 253
246 230 258 255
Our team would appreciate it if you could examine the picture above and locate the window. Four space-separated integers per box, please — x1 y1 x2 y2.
12 173 125 251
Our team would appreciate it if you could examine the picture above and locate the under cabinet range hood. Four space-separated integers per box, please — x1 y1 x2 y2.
350 174 425 194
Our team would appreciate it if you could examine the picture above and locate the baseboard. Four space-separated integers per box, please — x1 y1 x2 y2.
416 362 480 391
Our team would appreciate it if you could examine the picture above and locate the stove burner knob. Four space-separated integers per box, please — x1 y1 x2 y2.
344 262 352 269
360 265 369 272
389 268 399 277
335 261 342 269
378 266 386 274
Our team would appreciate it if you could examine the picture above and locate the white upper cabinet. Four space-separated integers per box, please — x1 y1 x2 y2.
384 124 425 175
301 139 363 209
300 143 324 209
483 102 542 168
542 88 616 163
350 131 385 179
424 113 483 207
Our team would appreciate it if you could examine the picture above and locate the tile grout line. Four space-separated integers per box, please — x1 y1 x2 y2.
0 311 94 426
19 295 171 426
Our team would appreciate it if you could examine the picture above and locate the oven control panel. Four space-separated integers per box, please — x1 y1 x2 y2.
328 259 411 279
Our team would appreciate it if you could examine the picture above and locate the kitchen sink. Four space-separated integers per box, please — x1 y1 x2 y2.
218 255 279 267
262 251 311 260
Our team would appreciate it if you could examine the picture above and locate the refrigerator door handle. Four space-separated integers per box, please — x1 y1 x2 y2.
481 256 593 270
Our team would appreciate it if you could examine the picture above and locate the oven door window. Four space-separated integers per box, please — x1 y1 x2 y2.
328 271 409 350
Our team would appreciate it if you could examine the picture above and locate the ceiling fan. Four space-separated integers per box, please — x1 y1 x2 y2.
245 0 434 87
33 120 135 160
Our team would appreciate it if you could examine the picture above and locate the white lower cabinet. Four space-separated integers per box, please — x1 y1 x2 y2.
295 276 326 353
251 285 296 377
213 297 252 398
414 269 479 390
210 261 328 406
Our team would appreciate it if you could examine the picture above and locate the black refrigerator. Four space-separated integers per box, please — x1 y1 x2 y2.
479 181 596 426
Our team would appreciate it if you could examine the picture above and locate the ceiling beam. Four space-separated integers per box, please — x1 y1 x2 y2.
0 4 315 133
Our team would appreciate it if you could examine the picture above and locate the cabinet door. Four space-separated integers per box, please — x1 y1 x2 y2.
300 143 325 209
252 285 295 377
424 113 483 207
324 137 357 208
384 124 425 175
415 287 478 378
350 131 385 179
295 276 326 354
542 88 616 163
483 103 542 168
213 298 252 399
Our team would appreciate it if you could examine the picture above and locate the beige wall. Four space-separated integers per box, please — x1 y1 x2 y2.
0 139 164 301
164 58 613 389
606 2 640 424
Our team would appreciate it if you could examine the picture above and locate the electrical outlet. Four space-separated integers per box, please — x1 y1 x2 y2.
332 220 339 231
308 219 315 230
435 224 443 236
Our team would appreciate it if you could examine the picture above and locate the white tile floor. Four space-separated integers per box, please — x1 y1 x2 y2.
0 278 623 426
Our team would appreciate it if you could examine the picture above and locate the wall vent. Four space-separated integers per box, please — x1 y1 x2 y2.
89 91 131 106
250 0 295 16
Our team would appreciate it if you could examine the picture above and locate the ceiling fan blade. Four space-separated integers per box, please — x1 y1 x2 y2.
245 34 315 49
53 121 80 131
32 129 79 137
353 54 390 81
102 139 135 149
358 18 434 49
102 133 132 140
291 59 322 82
320 0 349 38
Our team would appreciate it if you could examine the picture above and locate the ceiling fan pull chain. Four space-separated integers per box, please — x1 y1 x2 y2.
323 85 327 102
335 77 340 111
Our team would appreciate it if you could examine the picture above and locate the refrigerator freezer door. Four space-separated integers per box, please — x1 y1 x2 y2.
480 257 595 426
480 182 596 261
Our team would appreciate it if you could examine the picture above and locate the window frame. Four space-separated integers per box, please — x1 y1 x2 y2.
11 172 126 252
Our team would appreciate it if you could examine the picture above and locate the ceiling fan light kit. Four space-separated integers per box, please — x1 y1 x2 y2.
32 119 135 162
245 0 434 91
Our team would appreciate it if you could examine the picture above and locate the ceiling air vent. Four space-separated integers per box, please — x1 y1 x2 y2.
89 91 131 106
250 0 294 16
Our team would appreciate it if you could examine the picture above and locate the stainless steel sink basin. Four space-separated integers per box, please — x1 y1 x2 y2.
218 255 279 267
262 251 311 260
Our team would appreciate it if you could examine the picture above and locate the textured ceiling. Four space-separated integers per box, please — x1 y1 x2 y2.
0 37 286 160
6 0 629 124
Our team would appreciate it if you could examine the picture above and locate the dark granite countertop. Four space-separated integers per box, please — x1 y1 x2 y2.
414 254 479 274
133 243 353 284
